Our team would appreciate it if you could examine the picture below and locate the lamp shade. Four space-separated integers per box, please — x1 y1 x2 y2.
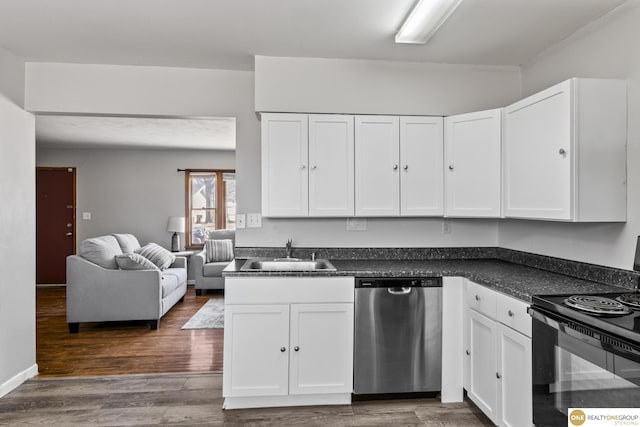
167 216 185 233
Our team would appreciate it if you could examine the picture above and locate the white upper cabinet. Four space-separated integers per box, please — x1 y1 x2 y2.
355 115 401 216
261 113 309 217
503 78 627 221
308 114 355 217
400 116 444 216
445 109 501 217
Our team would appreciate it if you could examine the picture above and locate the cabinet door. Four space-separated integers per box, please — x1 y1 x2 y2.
223 304 290 397
261 113 309 217
308 114 354 216
445 109 501 217
503 80 572 220
355 116 400 216
468 309 498 423
400 116 444 216
289 303 354 395
497 324 532 427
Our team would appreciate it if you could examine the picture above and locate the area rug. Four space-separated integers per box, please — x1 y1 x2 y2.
181 298 224 329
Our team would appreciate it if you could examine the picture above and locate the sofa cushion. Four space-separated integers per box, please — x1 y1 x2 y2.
79 235 123 269
160 273 180 298
208 229 235 244
115 253 159 271
136 243 176 270
112 233 141 253
203 261 230 277
163 267 187 286
205 239 234 262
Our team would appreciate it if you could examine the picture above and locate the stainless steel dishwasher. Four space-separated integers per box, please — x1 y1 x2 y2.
354 277 442 395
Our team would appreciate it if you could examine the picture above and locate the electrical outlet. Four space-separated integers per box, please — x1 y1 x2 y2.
347 218 367 231
82 212 91 220
236 214 246 229
247 213 262 228
442 220 452 234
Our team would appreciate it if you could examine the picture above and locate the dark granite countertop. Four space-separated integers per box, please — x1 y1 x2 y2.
223 258 628 302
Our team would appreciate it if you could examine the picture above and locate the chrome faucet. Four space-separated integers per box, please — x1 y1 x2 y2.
285 239 293 258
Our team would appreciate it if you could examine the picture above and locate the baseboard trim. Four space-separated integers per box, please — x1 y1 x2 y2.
0 364 38 398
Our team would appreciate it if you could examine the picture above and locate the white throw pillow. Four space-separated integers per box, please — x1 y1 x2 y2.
135 243 176 270
205 239 234 263
115 253 159 271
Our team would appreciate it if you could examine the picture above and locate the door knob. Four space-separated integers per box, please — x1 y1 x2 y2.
559 148 567 155
508 310 514 317
496 372 502 379
311 165 317 170
403 165 408 170
66 232 73 237
294 346 300 352
280 347 286 352
466 349 470 356
393 164 399 170
475 295 480 301
448 165 454 170
300 165 306 170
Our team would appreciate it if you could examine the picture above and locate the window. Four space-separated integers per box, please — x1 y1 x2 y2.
186 170 236 248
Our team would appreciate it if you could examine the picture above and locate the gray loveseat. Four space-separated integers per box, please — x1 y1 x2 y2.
193 229 235 295
66 234 187 332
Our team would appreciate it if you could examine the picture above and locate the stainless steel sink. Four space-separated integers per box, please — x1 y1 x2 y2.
240 258 337 272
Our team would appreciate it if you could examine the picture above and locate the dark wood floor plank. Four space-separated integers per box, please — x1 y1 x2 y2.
36 286 223 377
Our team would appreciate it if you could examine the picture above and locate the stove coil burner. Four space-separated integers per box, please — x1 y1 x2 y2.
616 293 640 309
563 295 632 316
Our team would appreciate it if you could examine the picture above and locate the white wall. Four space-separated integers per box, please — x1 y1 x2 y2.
36 147 235 247
25 62 260 244
498 0 640 269
255 56 521 116
0 48 37 397
0 46 25 107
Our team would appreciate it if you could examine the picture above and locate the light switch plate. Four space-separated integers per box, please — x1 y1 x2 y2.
247 213 262 228
347 218 367 231
82 212 91 220
236 214 246 229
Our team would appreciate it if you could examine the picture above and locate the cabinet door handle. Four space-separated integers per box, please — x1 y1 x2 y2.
393 164 399 170
294 346 300 352
66 232 73 237
496 372 501 379
559 148 567 155
448 165 454 170
403 165 409 170
475 295 480 301
508 310 514 317
466 349 470 356
280 347 286 352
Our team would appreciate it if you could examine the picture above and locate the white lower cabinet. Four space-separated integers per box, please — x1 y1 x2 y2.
497 323 532 427
464 280 532 427
223 276 354 409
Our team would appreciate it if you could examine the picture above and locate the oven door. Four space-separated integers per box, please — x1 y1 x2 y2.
530 307 640 426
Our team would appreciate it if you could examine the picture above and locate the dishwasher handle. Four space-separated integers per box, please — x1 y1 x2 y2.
388 287 412 295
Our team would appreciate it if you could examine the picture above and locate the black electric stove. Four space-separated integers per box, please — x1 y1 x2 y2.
531 291 640 347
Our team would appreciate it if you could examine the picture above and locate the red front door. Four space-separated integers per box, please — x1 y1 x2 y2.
36 167 76 284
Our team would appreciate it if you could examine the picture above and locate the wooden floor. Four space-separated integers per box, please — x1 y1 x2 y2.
0 373 493 426
36 286 224 377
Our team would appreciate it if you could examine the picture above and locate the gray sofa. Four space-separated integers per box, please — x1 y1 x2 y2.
193 229 235 295
66 234 187 332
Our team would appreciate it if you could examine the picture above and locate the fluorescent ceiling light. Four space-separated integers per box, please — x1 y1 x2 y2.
396 0 463 44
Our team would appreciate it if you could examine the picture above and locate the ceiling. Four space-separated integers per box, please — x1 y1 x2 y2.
35 115 236 150
0 0 627 149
